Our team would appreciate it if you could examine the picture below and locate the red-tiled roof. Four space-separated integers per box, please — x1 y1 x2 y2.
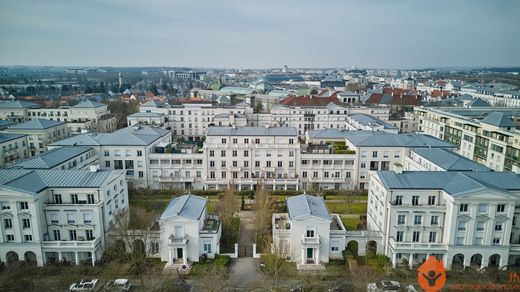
280 95 341 107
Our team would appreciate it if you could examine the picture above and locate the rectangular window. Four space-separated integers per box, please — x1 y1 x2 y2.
495 222 503 231
137 150 142 156
478 203 488 213
232 150 237 157
22 218 30 228
458 221 466 231
53 230 61 241
244 150 249 157
69 230 77 240
209 150 214 157
83 212 93 224
19 202 28 210
221 150 226 157
497 204 506 213
67 213 76 224
459 204 468 212
412 196 419 206
203 242 212 253
6 234 14 242
86 230 94 240
306 228 315 238
24 235 32 242
414 215 422 225
428 196 436 205
476 221 485 231
397 215 405 225
412 231 420 242
4 218 12 229
493 238 500 245
396 231 404 242
431 216 439 225
71 194 78 204
429 232 437 243
394 196 403 205
87 194 95 204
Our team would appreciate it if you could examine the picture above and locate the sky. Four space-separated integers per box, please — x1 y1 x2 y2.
0 0 519 69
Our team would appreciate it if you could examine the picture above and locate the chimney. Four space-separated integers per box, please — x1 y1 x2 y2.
89 164 99 173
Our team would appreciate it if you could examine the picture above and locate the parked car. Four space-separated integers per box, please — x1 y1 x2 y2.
69 279 99 291
104 279 132 291
367 280 401 292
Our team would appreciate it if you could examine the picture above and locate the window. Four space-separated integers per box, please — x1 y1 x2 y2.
428 196 436 205
331 240 340 252
306 228 315 238
459 204 468 212
493 238 501 245
476 221 485 231
152 242 159 253
104 150 109 156
397 215 405 225
360 162 366 168
4 219 12 229
396 231 404 242
412 231 420 242
277 161 282 167
495 222 503 231
114 160 123 169
289 139 294 144
71 194 78 204
24 235 32 242
244 150 249 157
221 150 226 157
457 221 466 231
244 138 249 144
394 196 403 205
6 234 14 242
69 230 77 240
50 213 59 224
22 218 30 228
431 216 439 225
67 213 76 224
105 161 111 167
83 212 93 224
53 230 61 241
221 171 226 179
222 138 227 144
497 204 506 213
221 161 226 167
138 171 144 178
209 150 214 157
369 161 379 170
137 150 142 156
87 194 95 204
114 150 121 157
203 242 212 253
414 215 422 225
86 230 94 240
232 150 237 157
372 151 378 158
412 196 419 206
255 138 260 144
19 201 28 210
429 232 437 243
232 138 237 144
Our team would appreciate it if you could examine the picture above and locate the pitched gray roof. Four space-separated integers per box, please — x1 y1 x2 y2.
349 113 397 129
128 112 163 118
7 119 64 130
0 100 41 109
287 194 331 220
344 131 454 148
73 100 106 108
0 133 26 144
377 171 520 197
9 146 92 169
51 125 170 146
0 169 116 194
482 112 515 128
466 98 490 107
411 148 490 171
160 194 206 221
206 126 298 137
307 129 351 139
141 100 164 107
0 120 15 129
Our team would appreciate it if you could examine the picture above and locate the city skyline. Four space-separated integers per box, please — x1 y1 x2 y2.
1 0 520 69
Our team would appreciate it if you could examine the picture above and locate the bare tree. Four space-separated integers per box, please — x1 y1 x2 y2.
254 185 274 252
217 188 239 252
260 239 294 290
108 208 158 288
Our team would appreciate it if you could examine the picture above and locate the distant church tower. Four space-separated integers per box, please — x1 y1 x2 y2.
118 73 123 88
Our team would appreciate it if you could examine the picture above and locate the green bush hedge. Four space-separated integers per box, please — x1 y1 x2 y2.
269 190 301 196
214 255 231 268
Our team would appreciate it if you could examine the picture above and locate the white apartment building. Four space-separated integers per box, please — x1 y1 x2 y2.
3 119 70 156
159 194 221 267
416 107 520 172
460 83 520 107
368 171 520 270
203 127 301 191
0 133 29 168
49 126 171 188
404 148 491 172
0 100 116 134
272 194 346 270
306 129 455 189
139 101 253 141
0 168 128 266
126 112 166 127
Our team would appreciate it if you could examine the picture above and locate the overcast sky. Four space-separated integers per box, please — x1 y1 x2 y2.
0 0 519 69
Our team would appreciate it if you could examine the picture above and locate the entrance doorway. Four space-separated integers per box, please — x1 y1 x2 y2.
306 248 313 262
177 248 183 259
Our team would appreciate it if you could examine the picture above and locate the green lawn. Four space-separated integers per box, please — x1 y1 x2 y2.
326 202 366 214
341 217 360 230
325 195 367 201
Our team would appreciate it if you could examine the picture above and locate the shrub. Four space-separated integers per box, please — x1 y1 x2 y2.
214 255 231 268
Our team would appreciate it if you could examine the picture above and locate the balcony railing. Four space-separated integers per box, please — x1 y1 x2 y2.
388 237 446 250
42 237 100 249
301 234 320 245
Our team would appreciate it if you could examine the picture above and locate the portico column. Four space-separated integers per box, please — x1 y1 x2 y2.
91 252 95 266
301 247 305 264
481 258 489 270
409 253 414 269
168 248 172 265
499 255 506 269
463 255 471 268
75 252 80 265
58 251 62 262
183 247 187 265
392 253 397 269
316 247 320 264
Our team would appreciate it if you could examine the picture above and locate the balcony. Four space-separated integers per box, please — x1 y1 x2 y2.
388 237 447 251
42 237 101 250
301 234 320 246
